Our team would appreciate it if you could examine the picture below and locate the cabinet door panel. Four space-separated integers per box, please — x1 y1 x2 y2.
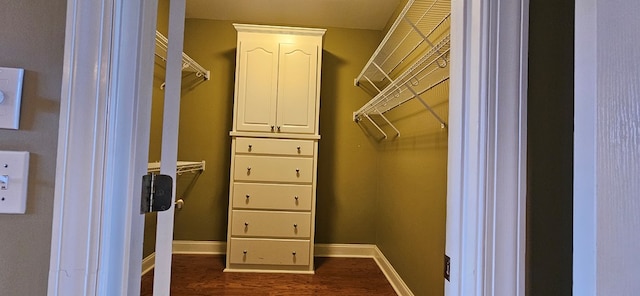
236 41 278 132
276 43 319 134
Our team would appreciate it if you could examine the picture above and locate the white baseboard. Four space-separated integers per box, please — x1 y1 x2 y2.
141 253 155 276
142 241 413 296
172 240 226 254
372 246 415 296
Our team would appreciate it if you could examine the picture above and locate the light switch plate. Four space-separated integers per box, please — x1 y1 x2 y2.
0 151 29 214
0 67 25 130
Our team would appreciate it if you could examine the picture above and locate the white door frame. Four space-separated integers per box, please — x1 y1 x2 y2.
446 0 528 295
47 0 529 295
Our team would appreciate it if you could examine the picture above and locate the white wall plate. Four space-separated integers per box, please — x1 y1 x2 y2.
0 67 25 130
0 151 30 214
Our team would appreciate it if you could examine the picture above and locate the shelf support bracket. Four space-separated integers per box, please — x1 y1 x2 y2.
364 113 388 140
372 62 403 95
406 84 447 129
376 109 400 138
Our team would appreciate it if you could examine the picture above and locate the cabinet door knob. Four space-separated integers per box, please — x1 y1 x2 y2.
277 126 281 132
271 125 275 131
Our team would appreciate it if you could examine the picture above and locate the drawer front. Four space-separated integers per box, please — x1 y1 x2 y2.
236 137 314 156
231 210 311 238
228 238 311 266
233 183 312 211
234 155 313 183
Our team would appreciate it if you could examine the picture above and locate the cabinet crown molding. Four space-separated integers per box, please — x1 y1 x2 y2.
233 23 326 36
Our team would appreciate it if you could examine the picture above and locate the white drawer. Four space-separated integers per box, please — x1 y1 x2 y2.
228 238 311 266
236 137 314 156
231 210 311 238
234 155 313 183
232 183 312 211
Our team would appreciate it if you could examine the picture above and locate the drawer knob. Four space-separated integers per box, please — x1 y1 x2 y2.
297 146 301 152
293 224 298 228
296 168 300 173
248 144 252 151
244 222 249 227
292 251 297 256
294 195 299 200
243 250 247 255
247 166 251 171
246 194 250 199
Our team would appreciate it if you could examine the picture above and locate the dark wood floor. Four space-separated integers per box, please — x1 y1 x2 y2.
141 255 397 295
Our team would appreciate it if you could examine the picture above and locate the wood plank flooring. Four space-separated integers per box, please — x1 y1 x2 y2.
141 255 397 295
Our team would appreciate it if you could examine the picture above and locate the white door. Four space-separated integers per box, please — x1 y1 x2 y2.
146 0 187 295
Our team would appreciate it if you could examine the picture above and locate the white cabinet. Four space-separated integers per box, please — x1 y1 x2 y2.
233 25 322 135
226 24 325 274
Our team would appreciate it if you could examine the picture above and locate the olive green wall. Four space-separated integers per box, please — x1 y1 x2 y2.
375 85 448 296
0 0 65 295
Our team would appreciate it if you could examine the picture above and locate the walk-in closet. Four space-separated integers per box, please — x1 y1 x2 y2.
143 0 450 295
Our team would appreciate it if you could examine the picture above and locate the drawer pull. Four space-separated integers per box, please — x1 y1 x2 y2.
243 250 248 255
297 146 301 152
293 224 298 228
247 166 251 171
294 195 299 201
248 144 252 151
296 168 300 173
271 125 275 131
244 222 249 227
292 251 297 256
277 126 281 132
245 194 250 199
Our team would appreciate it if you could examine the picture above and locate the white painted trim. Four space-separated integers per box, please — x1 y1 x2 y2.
48 0 157 295
372 246 415 296
48 0 115 295
141 253 156 276
573 0 597 294
446 0 528 295
172 240 227 254
314 243 376 257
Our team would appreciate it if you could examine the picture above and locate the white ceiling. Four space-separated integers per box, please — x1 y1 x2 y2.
185 0 401 31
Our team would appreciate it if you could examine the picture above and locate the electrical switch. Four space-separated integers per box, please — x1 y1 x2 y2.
0 175 8 190
0 151 29 214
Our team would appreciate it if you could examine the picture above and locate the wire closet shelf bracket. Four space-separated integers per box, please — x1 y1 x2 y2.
155 30 211 89
354 0 451 138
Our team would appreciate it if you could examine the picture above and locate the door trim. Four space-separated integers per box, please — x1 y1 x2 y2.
47 0 157 295
446 0 528 295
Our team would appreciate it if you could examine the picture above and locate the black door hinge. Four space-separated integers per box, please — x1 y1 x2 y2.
141 173 173 214
444 254 451 281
